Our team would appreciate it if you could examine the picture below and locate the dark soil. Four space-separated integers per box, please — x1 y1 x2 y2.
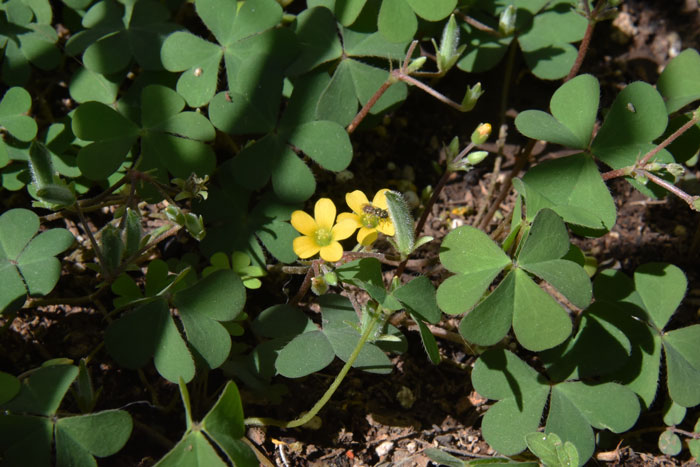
2 1 700 466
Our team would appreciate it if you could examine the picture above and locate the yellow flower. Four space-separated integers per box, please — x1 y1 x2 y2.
291 198 356 262
338 189 395 246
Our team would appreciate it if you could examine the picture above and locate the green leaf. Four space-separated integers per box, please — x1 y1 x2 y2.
511 268 572 352
662 399 686 426
161 32 223 108
657 48 700 113
318 294 393 374
515 74 598 149
72 102 139 180
155 431 228 467
286 121 352 172
0 87 37 141
251 304 316 339
393 275 442 324
286 6 343 76
202 381 245 440
458 271 515 346
0 415 52 466
276 331 335 378
591 82 668 169
513 154 616 231
634 263 686 330
66 0 178 75
518 208 570 262
69 67 121 104
378 0 417 43
0 372 20 404
416 319 440 364
658 430 682 456
0 209 73 313
541 301 633 381
472 349 550 456
405 0 456 21
55 410 132 462
336 258 402 311
664 325 700 407
3 364 78 415
174 270 246 369
105 299 196 383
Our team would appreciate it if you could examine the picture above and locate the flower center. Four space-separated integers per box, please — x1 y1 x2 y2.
314 227 333 246
360 213 380 229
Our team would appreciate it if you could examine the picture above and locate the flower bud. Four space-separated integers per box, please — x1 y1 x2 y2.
434 14 466 74
461 82 484 112
406 56 427 74
471 123 492 145
499 5 516 36
311 276 329 295
466 151 489 165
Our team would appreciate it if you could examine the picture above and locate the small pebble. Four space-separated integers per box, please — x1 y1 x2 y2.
375 441 394 457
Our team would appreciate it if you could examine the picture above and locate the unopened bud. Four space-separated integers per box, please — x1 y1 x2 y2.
324 271 338 286
666 163 685 179
434 14 466 74
499 5 516 36
406 56 427 74
471 123 492 145
461 82 484 112
311 276 329 295
466 151 489 165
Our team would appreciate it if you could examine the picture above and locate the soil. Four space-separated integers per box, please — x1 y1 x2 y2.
2 1 700 466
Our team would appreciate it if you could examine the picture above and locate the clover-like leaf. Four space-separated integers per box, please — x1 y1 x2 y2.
106 263 245 382
436 224 511 315
272 294 400 378
0 208 74 314
226 76 353 202
473 349 639 464
377 0 456 43
0 87 37 142
0 364 133 467
439 209 587 351
0 15 61 85
155 380 256 467
337 258 402 311
65 0 179 75
73 84 216 182
162 0 295 113
515 74 599 150
592 264 700 408
591 81 669 169
457 1 586 80
512 154 616 232
657 48 700 114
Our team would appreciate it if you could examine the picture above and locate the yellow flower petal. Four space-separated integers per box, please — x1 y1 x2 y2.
319 242 344 262
337 212 362 227
378 222 395 236
332 218 358 241
372 188 390 209
293 236 320 259
357 227 378 246
291 210 317 236
346 190 369 215
315 198 336 230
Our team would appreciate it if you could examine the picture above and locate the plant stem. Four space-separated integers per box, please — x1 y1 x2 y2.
75 202 110 280
638 113 700 167
478 139 534 230
244 306 383 428
636 169 700 210
565 0 604 82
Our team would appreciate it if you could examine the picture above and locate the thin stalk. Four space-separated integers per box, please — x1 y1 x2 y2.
478 139 534 230
499 39 518 130
245 307 383 428
636 169 700 210
565 0 604 81
75 203 110 279
638 113 699 167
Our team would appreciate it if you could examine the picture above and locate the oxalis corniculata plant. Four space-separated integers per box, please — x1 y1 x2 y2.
1 0 700 465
